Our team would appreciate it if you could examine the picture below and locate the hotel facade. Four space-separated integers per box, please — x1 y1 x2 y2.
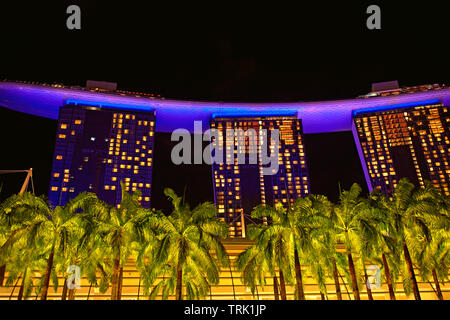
48 104 155 208
210 115 310 237
353 101 450 195
1 81 450 212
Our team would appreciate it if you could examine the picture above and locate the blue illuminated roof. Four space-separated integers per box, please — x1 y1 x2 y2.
352 99 441 117
1 82 450 134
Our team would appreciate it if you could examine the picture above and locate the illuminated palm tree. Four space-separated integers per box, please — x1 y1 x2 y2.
376 178 442 300
334 183 378 300
235 224 283 299
93 181 157 300
147 188 229 300
34 192 101 300
4 243 46 300
250 196 330 300
408 184 450 300
0 192 43 287
366 190 403 300
301 194 349 300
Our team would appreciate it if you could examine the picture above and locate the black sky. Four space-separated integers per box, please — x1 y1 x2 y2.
0 1 449 211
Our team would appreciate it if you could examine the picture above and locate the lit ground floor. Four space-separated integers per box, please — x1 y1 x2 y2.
0 238 448 300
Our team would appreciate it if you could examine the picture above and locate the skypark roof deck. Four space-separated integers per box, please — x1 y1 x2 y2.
1 81 449 133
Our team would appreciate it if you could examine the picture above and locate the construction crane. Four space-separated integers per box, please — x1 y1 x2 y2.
0 168 34 195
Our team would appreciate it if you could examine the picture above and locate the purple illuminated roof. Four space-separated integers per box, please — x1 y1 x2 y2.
1 81 450 133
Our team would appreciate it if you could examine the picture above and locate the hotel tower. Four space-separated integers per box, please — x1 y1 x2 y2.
210 115 310 237
353 101 450 195
48 103 156 208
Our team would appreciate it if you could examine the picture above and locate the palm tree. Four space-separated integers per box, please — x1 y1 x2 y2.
34 192 102 300
367 190 403 300
235 225 282 299
4 243 46 300
334 183 379 300
408 185 450 300
93 181 157 300
147 188 229 300
376 178 443 300
250 196 330 300
301 194 349 300
0 192 44 287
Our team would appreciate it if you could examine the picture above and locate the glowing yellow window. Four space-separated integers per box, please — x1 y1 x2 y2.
53 173 60 178
112 177 117 181
144 197 150 202
60 124 67 129
74 119 82 125
56 155 63 160
51 186 58 191
146 183 150 188
111 186 116 190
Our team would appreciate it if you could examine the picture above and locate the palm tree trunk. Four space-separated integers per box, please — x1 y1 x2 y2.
40 250 54 300
18 268 27 300
332 258 342 300
347 253 360 300
68 288 76 300
273 275 280 300
363 265 374 300
381 253 396 300
320 292 326 300
67 275 76 300
9 277 20 300
87 283 92 300
18 282 24 300
0 264 5 286
294 248 305 300
402 242 421 300
432 269 443 300
117 267 123 300
279 270 287 300
176 265 183 300
61 277 68 300
111 258 120 300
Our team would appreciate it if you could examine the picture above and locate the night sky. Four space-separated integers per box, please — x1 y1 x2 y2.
1 2 449 212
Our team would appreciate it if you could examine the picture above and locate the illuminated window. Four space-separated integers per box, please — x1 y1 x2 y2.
56 155 63 160
60 124 67 129
53 173 60 178
74 119 82 125
51 186 58 191
59 134 66 139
